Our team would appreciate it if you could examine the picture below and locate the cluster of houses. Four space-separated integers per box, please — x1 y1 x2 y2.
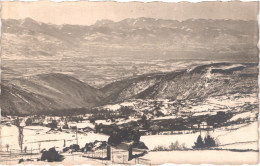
1 115 95 131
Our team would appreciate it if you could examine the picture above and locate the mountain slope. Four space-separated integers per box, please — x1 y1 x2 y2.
1 73 104 115
101 63 258 103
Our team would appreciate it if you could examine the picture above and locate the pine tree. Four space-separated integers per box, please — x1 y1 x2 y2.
193 135 204 148
204 135 216 148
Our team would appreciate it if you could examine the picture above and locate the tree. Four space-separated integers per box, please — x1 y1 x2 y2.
133 130 141 143
108 128 142 146
155 110 164 117
63 122 69 129
141 114 147 122
38 143 41 152
169 140 180 150
15 117 24 153
18 127 24 153
50 120 58 130
6 144 9 152
193 134 217 149
140 115 150 129
90 118 95 124
41 147 64 162
25 118 33 126
95 124 101 133
193 135 204 149
204 135 216 147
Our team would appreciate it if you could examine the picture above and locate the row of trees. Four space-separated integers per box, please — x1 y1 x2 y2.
193 135 217 149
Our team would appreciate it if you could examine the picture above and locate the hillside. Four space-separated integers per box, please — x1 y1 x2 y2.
1 63 258 115
101 63 258 103
1 73 104 115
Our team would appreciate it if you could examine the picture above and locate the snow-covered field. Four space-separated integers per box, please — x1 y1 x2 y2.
0 121 258 165
229 111 255 121
0 125 108 152
141 122 258 150
141 150 258 165
3 149 258 165
1 122 257 153
141 132 201 149
216 122 258 150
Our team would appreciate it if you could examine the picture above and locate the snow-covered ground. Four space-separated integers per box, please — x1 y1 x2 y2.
1 121 258 165
97 92 258 120
141 132 200 149
141 122 258 150
1 122 257 153
229 111 255 121
4 150 258 165
215 122 258 150
0 125 108 153
68 121 95 129
141 150 258 165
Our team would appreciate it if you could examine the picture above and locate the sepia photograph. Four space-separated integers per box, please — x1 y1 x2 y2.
0 1 259 165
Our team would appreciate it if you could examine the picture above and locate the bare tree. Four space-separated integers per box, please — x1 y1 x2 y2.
6 144 9 152
15 117 24 153
38 143 41 152
18 127 24 153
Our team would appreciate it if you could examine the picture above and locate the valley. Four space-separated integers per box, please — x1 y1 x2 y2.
0 17 258 165
1 62 258 165
1 62 258 115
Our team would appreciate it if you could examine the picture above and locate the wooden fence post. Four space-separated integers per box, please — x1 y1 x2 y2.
128 145 133 161
106 145 111 160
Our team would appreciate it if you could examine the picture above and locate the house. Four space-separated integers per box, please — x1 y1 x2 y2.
42 118 49 126
58 121 65 128
31 117 44 125
200 121 208 129
19 118 26 127
192 124 199 128
68 122 77 129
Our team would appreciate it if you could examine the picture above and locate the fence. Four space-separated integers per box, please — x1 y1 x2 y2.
82 147 129 164
111 149 128 164
0 148 41 165
135 157 152 165
83 149 107 159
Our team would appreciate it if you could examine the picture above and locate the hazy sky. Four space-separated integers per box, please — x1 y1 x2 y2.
1 1 259 25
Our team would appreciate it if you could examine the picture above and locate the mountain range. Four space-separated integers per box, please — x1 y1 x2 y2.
1 17 258 60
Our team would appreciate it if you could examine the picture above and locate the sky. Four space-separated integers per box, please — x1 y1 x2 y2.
1 1 259 25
